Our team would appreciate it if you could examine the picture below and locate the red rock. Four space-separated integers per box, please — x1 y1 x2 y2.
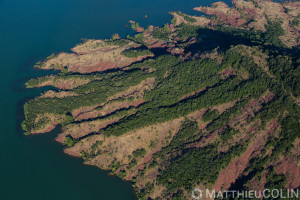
136 27 144 33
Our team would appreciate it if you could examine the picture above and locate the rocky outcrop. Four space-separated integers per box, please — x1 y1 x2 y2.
194 2 247 27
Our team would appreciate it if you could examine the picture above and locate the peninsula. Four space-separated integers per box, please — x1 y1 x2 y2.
23 0 300 199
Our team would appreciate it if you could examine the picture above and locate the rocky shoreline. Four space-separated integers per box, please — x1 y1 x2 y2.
23 0 300 199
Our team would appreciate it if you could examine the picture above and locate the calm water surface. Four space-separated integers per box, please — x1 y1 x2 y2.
0 0 229 199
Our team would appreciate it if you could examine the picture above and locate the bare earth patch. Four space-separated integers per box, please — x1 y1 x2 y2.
27 75 94 89
64 117 184 178
193 0 300 47
213 119 279 191
39 39 154 73
72 77 155 119
40 90 79 98
56 109 136 143
31 113 64 134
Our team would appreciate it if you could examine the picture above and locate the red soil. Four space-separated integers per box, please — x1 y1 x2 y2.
194 2 246 27
213 119 279 191
67 55 150 74
75 99 144 121
275 157 300 189
31 121 58 134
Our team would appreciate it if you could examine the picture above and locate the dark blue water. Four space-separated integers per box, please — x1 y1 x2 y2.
0 0 230 199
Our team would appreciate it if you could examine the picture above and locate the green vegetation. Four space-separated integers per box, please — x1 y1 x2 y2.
219 128 237 143
171 18 176 25
47 53 56 60
80 151 89 160
174 11 197 23
175 20 286 48
105 38 130 47
65 135 76 147
131 22 140 30
132 148 147 158
175 24 199 39
127 158 137 170
206 98 249 132
61 114 73 126
25 74 99 88
265 167 287 189
136 182 155 199
102 48 271 136
23 5 300 200
152 25 170 40
109 160 121 172
118 170 127 179
292 18 299 26
263 20 285 47
268 54 300 97
131 33 145 45
22 69 153 131
121 48 153 58
202 109 219 122
155 120 199 159
158 143 247 191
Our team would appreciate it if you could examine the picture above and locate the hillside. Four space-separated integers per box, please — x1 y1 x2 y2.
23 0 300 199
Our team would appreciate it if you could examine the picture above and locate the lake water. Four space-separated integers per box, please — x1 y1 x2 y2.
0 0 229 199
